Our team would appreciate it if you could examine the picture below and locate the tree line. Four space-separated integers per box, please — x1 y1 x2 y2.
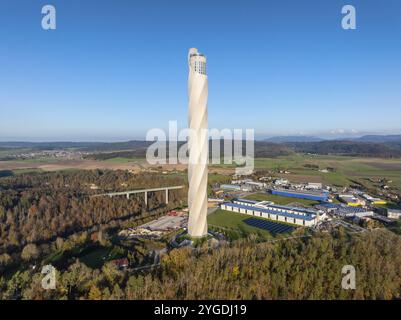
1 229 400 300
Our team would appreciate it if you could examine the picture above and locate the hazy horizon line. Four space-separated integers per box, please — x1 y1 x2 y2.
1 133 401 144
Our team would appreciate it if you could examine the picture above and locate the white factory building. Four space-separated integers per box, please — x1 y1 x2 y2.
220 199 319 227
387 209 401 219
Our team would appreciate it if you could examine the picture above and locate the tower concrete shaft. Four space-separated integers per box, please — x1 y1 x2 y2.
187 48 208 238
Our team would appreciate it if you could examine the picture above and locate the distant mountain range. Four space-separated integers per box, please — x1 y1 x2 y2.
264 134 401 143
352 135 401 143
264 136 325 143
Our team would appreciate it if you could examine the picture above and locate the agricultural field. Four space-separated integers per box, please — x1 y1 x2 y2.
12 168 44 175
102 157 144 164
208 173 231 184
243 193 320 206
254 155 401 192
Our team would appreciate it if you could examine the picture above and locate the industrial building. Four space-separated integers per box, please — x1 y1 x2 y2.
338 194 365 207
208 198 225 203
270 188 329 202
231 179 252 185
225 179 266 191
220 184 241 191
274 178 289 186
305 182 323 190
244 181 266 189
361 194 387 205
220 198 318 227
315 203 373 218
387 209 401 219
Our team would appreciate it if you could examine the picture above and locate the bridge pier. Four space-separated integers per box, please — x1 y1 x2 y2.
126 193 129 200
145 191 148 206
165 189 169 204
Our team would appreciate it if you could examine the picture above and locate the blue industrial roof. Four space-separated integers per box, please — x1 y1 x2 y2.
223 202 316 221
272 191 328 197
271 189 328 201
272 188 329 195
235 199 317 215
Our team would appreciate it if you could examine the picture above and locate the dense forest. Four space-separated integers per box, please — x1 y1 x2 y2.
0 229 400 300
0 170 185 268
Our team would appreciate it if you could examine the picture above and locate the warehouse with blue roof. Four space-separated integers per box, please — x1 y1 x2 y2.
270 188 329 202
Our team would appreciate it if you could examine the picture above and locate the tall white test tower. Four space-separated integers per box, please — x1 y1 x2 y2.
187 48 208 238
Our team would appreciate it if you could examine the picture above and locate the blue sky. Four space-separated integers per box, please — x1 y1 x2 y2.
0 0 400 141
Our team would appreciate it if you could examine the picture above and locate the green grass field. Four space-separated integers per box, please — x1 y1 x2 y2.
12 168 44 175
13 157 59 164
79 247 114 268
243 193 319 206
103 157 143 164
43 245 125 269
78 245 126 268
208 173 231 184
208 209 296 239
